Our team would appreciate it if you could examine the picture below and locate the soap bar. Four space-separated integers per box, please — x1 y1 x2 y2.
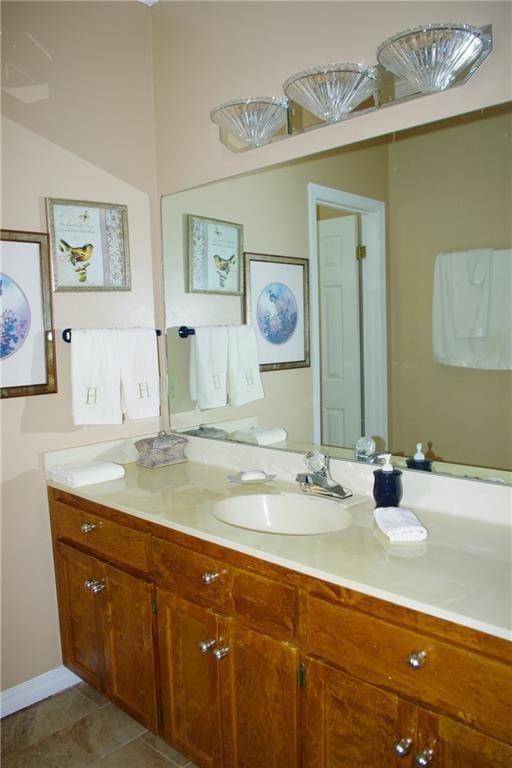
240 470 267 483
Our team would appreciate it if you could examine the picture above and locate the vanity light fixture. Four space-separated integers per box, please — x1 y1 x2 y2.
376 22 492 93
283 63 377 124
210 97 289 148
212 22 492 151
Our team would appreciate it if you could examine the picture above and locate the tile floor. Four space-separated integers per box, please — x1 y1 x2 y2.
1 682 198 768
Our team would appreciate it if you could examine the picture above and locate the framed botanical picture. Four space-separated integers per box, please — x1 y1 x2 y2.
46 198 131 291
0 229 57 397
187 214 243 296
244 252 310 371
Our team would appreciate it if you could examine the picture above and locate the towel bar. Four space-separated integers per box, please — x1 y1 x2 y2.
178 326 195 338
62 328 162 343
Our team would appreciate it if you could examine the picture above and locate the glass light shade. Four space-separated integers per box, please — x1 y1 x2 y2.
376 23 488 93
283 63 376 124
210 97 288 147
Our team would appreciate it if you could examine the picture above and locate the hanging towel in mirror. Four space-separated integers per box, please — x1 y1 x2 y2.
227 325 264 406
189 326 228 409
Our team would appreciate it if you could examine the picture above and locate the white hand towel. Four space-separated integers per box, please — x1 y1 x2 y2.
118 328 160 419
189 326 228 409
374 507 428 543
47 461 125 488
228 426 288 445
450 249 492 339
227 325 264 406
71 329 122 425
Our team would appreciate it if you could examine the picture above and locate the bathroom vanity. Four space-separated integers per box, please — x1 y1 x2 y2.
47 460 512 768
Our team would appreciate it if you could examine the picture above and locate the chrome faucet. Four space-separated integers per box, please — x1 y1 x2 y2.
359 452 388 464
296 451 352 500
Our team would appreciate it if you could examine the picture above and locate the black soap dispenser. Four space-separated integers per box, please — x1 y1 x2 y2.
373 453 402 508
406 443 433 472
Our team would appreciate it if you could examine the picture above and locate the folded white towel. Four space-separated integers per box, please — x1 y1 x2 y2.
227 325 264 406
189 326 228 409
374 506 428 543
71 329 122 425
47 461 125 488
118 328 160 419
229 426 288 446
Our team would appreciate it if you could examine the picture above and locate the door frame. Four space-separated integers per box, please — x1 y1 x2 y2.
307 183 388 447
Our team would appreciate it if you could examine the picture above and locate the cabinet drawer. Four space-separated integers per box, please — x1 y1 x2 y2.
232 569 297 639
51 502 152 573
153 538 233 611
305 595 512 744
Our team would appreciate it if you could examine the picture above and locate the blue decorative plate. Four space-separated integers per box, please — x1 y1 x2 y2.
0 273 31 359
256 282 298 345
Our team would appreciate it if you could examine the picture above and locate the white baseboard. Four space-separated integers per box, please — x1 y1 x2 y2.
1 665 82 718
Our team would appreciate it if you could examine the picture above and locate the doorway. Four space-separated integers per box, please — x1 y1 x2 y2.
308 183 387 450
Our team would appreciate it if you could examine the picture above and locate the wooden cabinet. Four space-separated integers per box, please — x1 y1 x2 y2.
53 541 159 731
155 537 300 768
48 487 511 768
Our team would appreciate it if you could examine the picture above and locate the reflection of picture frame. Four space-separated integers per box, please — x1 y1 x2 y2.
244 252 310 371
1 229 57 398
46 198 131 292
187 214 243 296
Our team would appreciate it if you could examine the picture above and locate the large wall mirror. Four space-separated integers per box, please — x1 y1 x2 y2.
162 103 511 482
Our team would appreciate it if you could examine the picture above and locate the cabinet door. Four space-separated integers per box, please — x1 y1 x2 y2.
157 591 222 768
303 658 417 768
102 563 159 732
418 708 512 768
219 618 300 768
55 542 106 690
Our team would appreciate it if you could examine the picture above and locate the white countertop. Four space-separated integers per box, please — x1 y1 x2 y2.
48 460 511 641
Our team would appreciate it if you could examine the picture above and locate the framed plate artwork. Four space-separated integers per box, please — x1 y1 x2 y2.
0 229 57 398
46 198 131 291
244 252 310 371
187 214 243 296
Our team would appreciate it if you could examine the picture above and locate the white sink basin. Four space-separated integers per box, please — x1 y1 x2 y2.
212 492 352 535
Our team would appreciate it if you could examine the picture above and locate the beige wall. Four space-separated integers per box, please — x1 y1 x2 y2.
162 141 389 442
1 3 160 690
152 1 512 195
388 109 512 468
1 0 511 692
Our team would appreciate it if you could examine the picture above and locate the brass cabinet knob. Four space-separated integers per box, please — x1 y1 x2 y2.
393 737 413 757
202 571 221 585
212 646 230 660
81 522 97 534
415 748 434 766
84 579 106 594
408 650 427 669
198 639 217 654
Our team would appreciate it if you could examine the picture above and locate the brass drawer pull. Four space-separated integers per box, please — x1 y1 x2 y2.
81 522 97 534
393 737 413 757
408 650 427 669
84 579 106 594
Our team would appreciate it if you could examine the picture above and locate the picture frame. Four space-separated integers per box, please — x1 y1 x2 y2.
46 197 131 291
244 252 310 371
1 229 57 398
187 214 243 296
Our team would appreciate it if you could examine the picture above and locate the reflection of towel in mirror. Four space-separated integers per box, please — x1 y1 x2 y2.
227 325 264 406
189 326 228 409
433 249 512 370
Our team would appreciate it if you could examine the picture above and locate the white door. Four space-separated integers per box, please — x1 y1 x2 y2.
318 215 361 448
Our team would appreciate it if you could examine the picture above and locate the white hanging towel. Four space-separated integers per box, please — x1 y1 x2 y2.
433 249 512 370
227 325 265 406
71 329 122 425
118 328 160 419
189 326 228 409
